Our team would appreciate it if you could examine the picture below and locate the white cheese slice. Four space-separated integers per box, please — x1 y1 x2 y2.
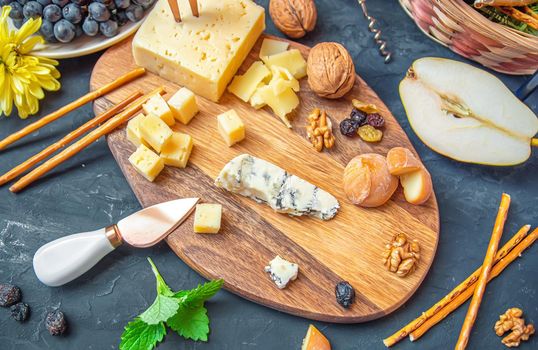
215 154 339 220
264 255 298 289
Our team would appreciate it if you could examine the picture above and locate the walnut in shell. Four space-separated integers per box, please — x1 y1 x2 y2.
269 0 317 39
307 42 356 99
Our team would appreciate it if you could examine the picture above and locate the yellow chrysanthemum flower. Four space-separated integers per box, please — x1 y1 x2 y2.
0 6 61 119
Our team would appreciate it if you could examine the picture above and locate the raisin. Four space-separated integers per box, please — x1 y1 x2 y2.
10 302 30 322
339 118 360 137
335 281 355 308
350 108 367 126
366 113 385 128
0 284 21 307
358 125 383 142
45 310 67 336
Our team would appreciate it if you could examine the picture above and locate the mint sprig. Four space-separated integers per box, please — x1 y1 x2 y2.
119 258 224 350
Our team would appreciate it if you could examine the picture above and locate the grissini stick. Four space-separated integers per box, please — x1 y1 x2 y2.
0 67 145 150
455 193 510 350
167 0 181 22
189 0 199 17
383 224 530 347
9 87 165 193
410 227 538 342
0 91 143 186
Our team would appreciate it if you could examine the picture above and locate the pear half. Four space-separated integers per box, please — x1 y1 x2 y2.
400 57 538 166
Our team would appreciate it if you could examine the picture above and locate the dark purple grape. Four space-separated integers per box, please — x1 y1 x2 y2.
0 284 21 307
45 310 67 336
43 4 61 22
40 18 57 41
53 18 76 42
62 3 82 23
51 0 68 6
82 16 98 35
1 0 14 6
36 0 50 6
132 0 153 9
22 1 43 19
88 2 109 21
99 18 118 37
10 302 30 322
125 4 142 21
113 0 129 9
8 1 24 19
17 0 28 5
112 10 128 25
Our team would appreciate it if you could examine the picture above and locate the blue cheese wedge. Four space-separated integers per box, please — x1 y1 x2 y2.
215 154 339 220
264 256 298 289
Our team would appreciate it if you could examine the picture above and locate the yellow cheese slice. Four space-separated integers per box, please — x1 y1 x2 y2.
259 38 289 59
258 86 298 128
139 114 173 153
217 109 246 146
143 94 174 126
268 66 300 95
126 113 149 147
228 61 271 102
262 49 307 79
167 88 199 125
132 0 265 102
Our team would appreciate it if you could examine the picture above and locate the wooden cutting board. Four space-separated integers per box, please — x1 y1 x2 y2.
90 35 439 323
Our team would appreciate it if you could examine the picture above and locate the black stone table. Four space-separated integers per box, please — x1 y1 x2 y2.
1 1 536 349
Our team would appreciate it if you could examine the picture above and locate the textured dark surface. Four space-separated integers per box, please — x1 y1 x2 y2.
0 0 536 349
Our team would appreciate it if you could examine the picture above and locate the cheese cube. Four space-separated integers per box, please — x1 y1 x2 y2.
193 204 222 234
143 94 174 126
258 86 299 128
249 83 267 109
217 109 245 146
126 113 149 147
268 66 300 95
139 114 173 153
132 0 265 102
160 132 193 168
262 49 307 79
128 144 164 182
259 38 289 59
227 61 271 102
167 88 199 125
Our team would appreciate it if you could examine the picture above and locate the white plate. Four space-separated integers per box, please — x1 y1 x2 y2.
9 16 145 60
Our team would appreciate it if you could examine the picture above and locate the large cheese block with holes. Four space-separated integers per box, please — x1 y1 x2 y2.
132 0 265 102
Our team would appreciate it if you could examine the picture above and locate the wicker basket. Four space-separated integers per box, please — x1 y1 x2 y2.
399 0 538 75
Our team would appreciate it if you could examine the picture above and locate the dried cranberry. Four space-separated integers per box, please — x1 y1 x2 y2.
335 281 355 308
350 108 367 126
339 119 360 137
10 302 30 322
0 284 21 307
366 113 385 128
45 310 67 336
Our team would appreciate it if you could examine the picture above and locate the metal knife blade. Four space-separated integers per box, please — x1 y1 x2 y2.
118 198 200 248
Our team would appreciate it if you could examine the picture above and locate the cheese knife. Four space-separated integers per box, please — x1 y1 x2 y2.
33 198 199 287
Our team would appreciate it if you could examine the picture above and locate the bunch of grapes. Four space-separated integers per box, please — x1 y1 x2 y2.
1 0 155 43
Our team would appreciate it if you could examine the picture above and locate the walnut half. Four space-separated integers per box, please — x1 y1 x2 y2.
382 233 420 277
306 108 335 152
494 308 535 348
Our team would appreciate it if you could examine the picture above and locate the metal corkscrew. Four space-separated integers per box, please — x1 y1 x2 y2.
357 0 392 63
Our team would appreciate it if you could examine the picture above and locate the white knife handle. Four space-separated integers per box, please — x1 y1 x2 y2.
33 227 121 287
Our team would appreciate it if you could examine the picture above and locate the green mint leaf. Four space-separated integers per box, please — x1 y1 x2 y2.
167 306 210 342
147 257 173 297
139 294 180 325
120 318 166 350
174 279 224 307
